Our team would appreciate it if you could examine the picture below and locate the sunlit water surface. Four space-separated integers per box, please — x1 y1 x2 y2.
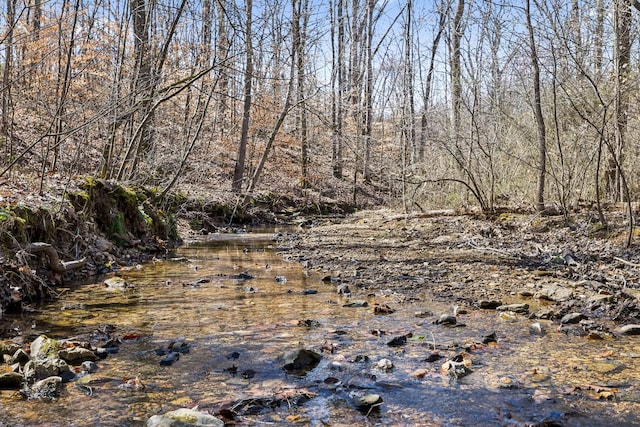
1 231 640 426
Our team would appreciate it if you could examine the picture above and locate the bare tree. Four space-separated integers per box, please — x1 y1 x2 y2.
232 0 253 192
525 0 547 213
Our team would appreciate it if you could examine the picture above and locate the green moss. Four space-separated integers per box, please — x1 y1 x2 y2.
38 335 61 358
137 204 153 226
110 211 126 244
170 414 198 423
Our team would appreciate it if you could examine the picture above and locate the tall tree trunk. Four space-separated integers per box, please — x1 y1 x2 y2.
593 0 605 73
525 0 546 213
362 0 374 182
403 0 415 164
232 0 253 192
450 0 464 145
294 0 309 189
2 0 16 162
332 0 345 178
609 0 632 202
216 0 230 137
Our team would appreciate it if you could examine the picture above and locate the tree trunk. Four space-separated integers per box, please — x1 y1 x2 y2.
232 0 253 192
525 0 546 213
450 0 464 144
609 0 632 202
332 0 345 179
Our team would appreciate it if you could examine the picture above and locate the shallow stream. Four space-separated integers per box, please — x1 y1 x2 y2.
1 230 640 426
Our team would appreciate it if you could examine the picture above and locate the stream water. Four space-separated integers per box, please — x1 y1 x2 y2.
1 230 640 426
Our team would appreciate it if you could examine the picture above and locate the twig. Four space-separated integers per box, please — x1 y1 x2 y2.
613 256 640 268
468 242 517 258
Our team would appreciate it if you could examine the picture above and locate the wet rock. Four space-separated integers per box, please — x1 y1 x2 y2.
618 324 640 336
226 351 240 360
242 369 256 379
298 319 321 328
343 300 368 308
59 347 98 364
496 303 529 314
423 353 443 363
24 358 74 382
375 359 393 370
559 324 587 337
529 322 545 335
415 310 433 318
30 376 62 400
477 300 503 309
337 284 351 295
95 348 111 359
374 303 395 315
0 341 20 356
535 284 573 302
530 307 555 320
282 349 322 375
352 393 383 412
81 361 98 373
30 335 61 360
481 332 497 344
146 408 224 427
159 352 180 366
352 354 369 363
435 314 457 325
386 335 407 347
168 340 191 354
10 349 30 365
321 275 341 284
103 276 129 290
0 372 24 389
230 272 254 281
560 312 586 325
441 353 473 379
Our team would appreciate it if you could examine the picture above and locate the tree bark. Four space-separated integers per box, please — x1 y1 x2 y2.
525 0 547 213
232 0 253 192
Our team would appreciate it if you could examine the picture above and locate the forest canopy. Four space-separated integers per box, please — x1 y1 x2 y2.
0 0 638 215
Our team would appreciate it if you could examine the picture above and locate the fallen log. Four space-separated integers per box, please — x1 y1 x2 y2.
25 243 87 274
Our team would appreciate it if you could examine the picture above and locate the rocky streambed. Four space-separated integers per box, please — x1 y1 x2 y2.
276 209 640 334
2 210 640 426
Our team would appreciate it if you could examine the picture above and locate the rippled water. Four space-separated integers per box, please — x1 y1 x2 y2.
2 231 640 426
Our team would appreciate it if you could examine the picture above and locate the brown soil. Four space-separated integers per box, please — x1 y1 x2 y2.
277 209 640 329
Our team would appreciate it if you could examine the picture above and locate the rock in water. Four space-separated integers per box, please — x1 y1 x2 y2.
146 408 224 427
0 372 24 389
352 393 383 412
29 376 62 400
560 312 586 324
618 324 640 336
159 352 180 366
435 314 457 325
496 303 529 314
30 335 61 360
59 347 98 364
282 349 322 375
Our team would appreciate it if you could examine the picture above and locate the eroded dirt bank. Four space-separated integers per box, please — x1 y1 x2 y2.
277 209 640 333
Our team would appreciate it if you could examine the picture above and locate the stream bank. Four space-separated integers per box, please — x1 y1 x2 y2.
0 177 352 318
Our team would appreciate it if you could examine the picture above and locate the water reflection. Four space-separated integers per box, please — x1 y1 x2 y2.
1 232 640 426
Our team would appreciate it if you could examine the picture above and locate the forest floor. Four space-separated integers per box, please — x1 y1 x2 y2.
277 209 640 332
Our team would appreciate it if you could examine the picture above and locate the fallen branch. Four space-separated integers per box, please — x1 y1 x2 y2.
25 242 87 274
613 256 640 268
